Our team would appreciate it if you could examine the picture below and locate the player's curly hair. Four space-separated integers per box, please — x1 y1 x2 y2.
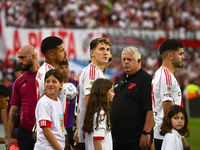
160 105 190 137
82 78 113 133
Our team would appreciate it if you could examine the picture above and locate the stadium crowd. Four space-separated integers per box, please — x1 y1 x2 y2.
0 0 200 30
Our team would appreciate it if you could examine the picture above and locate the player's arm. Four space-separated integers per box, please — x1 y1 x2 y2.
64 134 69 150
85 94 90 108
182 137 191 150
162 101 173 114
82 94 90 139
93 126 104 150
5 105 19 149
140 110 154 150
1 106 8 138
42 126 63 150
73 104 79 143
93 139 102 150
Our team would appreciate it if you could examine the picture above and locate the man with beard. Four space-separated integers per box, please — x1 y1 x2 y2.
35 36 69 149
6 45 40 150
151 39 190 150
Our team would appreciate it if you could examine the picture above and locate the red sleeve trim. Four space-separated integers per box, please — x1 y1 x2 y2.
93 137 104 140
39 120 51 128
64 101 68 127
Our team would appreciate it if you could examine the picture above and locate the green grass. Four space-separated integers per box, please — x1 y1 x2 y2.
185 118 200 150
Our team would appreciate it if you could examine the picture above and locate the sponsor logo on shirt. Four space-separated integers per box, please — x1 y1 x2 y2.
128 83 136 89
153 111 157 116
85 87 91 91
90 80 94 86
167 86 172 92
164 93 172 97
22 83 26 87
59 114 64 132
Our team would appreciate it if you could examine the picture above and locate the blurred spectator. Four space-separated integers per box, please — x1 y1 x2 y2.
69 70 78 82
2 0 200 30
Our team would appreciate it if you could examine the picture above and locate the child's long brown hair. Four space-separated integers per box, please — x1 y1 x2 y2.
160 105 190 137
82 78 113 133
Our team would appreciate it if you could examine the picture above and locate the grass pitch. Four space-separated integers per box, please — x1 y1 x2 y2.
185 118 200 150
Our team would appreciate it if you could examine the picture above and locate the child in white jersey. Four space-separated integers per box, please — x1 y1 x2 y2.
34 69 67 150
160 105 190 150
83 78 115 150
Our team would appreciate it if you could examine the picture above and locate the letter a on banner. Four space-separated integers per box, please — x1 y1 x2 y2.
68 32 77 59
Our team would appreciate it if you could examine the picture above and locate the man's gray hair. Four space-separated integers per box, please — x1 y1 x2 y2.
121 46 141 61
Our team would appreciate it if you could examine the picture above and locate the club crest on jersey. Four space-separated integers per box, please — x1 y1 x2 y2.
59 114 64 132
90 80 94 86
167 86 172 92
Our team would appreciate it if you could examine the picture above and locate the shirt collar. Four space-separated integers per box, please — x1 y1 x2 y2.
172 128 182 138
124 68 143 78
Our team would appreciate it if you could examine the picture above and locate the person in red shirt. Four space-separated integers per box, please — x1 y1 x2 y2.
6 45 40 150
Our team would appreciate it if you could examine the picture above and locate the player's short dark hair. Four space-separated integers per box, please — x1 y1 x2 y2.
59 60 69 66
0 84 11 97
159 39 184 55
90 38 111 50
41 36 63 55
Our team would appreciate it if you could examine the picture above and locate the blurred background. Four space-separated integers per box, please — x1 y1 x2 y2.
0 0 200 149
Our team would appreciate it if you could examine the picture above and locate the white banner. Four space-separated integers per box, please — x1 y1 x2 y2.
1 26 102 63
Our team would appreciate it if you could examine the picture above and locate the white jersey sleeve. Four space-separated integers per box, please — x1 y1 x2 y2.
159 68 174 102
37 100 51 122
83 64 105 96
85 109 112 150
83 71 95 96
93 110 106 139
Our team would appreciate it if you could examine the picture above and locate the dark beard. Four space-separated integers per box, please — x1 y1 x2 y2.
57 59 68 65
22 61 33 71
172 61 182 68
